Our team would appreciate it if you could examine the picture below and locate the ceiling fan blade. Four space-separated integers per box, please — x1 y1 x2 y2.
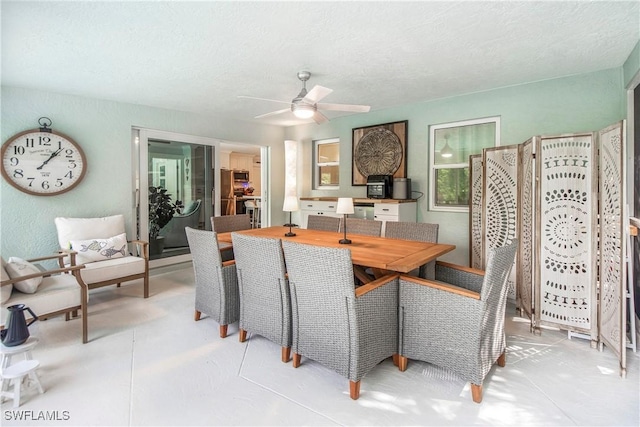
238 95 291 105
254 108 290 119
317 102 371 113
303 85 333 104
312 111 329 124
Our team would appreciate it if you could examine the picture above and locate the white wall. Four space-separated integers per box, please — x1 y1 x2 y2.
0 86 285 259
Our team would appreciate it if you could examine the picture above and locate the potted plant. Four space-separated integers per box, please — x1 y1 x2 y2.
148 186 183 255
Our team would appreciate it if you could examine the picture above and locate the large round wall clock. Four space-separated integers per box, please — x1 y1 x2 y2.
1 118 87 196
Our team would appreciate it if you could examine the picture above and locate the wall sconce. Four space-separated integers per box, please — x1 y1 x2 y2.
336 197 355 244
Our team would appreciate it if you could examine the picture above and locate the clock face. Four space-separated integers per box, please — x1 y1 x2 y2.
1 129 86 196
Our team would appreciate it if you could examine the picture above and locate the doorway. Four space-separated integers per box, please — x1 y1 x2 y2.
135 128 264 267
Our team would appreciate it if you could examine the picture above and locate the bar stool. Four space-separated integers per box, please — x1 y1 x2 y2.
253 200 261 228
0 359 44 407
244 200 257 228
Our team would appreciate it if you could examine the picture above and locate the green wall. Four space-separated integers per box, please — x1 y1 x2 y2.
624 40 640 88
0 67 629 265
285 68 626 264
0 87 285 259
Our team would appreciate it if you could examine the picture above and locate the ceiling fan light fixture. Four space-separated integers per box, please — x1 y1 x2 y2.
292 103 316 119
242 70 369 123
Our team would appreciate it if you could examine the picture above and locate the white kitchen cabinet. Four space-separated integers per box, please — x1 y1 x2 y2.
229 153 253 172
219 152 230 170
299 200 341 228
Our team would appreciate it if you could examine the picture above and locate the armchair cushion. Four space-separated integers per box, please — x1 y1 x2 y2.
55 215 126 249
1 274 84 325
70 233 128 264
1 260 12 303
54 215 149 298
5 257 42 294
78 256 146 284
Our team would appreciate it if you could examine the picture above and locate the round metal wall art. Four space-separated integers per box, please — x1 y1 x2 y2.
354 128 402 176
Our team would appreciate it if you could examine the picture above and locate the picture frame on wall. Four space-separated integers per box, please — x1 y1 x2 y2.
352 120 407 185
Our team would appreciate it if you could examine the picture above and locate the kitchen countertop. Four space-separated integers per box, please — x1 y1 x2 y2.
299 197 416 204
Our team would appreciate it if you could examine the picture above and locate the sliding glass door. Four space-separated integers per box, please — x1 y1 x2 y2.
136 129 219 267
148 139 213 257
135 128 266 267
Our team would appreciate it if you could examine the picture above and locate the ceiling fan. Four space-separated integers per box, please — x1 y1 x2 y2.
239 71 371 124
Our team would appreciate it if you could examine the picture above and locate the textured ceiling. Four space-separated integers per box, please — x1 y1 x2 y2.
2 1 639 127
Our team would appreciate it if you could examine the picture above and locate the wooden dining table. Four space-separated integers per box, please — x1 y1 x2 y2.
216 226 455 274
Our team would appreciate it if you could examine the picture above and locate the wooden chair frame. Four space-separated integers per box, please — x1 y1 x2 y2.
2 251 89 343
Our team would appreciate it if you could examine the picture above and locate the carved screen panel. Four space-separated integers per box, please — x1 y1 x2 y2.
518 138 536 321
598 121 626 372
469 154 483 269
535 133 598 337
483 145 519 300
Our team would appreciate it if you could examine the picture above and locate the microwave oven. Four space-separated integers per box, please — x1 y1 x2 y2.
366 175 393 199
233 171 249 182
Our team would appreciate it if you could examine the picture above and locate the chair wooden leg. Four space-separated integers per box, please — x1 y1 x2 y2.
239 329 247 342
292 353 301 368
398 355 408 372
471 383 483 403
143 273 149 298
392 353 399 366
496 351 506 367
117 283 121 288
81 303 88 344
281 347 291 363
194 310 201 321
350 380 361 400
65 312 71 321
219 325 228 338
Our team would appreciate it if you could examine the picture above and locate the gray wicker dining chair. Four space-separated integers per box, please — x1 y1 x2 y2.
210 214 251 261
397 240 518 403
385 221 439 279
282 240 399 400
231 233 292 362
340 218 382 236
210 214 251 233
306 215 340 232
185 227 240 338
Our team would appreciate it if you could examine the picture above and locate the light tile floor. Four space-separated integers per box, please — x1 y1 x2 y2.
2 264 639 426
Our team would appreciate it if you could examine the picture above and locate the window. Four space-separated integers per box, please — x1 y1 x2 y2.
313 138 340 189
429 117 500 212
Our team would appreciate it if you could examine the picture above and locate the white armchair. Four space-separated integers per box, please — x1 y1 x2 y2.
1 253 89 343
54 215 149 298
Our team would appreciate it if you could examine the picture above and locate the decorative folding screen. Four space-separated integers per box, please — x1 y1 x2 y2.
468 124 627 374
483 145 519 300
534 133 598 342
518 138 536 321
469 154 483 269
598 121 627 374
